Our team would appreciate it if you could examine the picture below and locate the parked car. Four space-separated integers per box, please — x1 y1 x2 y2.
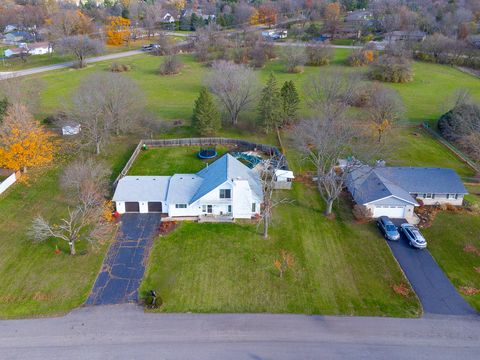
400 223 427 249
141 44 160 51
376 216 400 241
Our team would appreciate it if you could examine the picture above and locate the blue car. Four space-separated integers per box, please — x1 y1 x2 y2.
377 216 400 241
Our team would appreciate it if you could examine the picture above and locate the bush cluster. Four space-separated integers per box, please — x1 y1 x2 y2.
368 55 413 83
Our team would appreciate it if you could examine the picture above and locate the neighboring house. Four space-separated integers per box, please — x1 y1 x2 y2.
261 29 288 40
385 30 426 43
113 154 263 219
4 42 52 58
4 47 25 58
162 13 176 23
61 123 81 136
3 25 17 34
344 10 372 24
347 165 468 221
4 31 33 44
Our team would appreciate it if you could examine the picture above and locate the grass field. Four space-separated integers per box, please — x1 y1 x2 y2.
140 155 421 316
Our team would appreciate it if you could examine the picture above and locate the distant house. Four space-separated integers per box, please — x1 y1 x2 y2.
3 24 17 34
385 30 426 43
4 31 33 44
261 29 288 41
347 166 468 221
344 10 372 24
113 154 263 219
162 12 176 23
4 42 52 58
61 123 81 136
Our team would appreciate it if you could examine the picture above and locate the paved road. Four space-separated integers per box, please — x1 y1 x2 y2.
0 304 478 359
0 50 143 80
388 220 476 316
86 214 161 305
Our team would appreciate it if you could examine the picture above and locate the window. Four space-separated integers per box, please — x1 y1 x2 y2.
447 194 458 199
425 193 432 199
228 205 232 213
252 203 256 212
219 189 231 199
175 204 187 209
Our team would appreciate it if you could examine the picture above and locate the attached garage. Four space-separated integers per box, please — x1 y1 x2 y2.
372 205 406 219
125 202 140 212
148 202 163 213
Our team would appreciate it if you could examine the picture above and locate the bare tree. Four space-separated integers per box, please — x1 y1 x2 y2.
0 77 44 114
58 35 104 68
366 85 404 143
68 72 145 154
305 71 361 118
295 114 380 215
206 60 259 125
280 45 307 73
258 156 293 238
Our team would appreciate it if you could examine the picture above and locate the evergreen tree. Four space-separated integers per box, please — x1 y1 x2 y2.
192 87 221 136
258 73 282 133
280 80 300 126
0 97 8 124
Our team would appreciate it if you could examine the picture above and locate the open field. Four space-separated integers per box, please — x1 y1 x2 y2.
140 147 421 316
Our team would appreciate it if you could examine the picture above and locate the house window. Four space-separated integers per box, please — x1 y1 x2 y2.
425 193 432 199
175 204 187 209
287 178 292 182
228 205 232 213
252 203 256 212
220 189 231 199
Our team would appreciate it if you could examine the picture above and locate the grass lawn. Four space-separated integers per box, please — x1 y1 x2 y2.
140 151 420 316
129 146 230 175
422 210 480 311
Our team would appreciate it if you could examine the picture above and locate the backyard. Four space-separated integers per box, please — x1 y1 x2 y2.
0 47 479 317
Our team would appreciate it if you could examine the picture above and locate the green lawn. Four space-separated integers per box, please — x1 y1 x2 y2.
129 146 229 175
422 210 480 311
141 180 420 316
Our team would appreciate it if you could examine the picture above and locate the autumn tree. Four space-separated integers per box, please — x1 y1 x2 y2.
258 3 278 26
324 2 341 39
280 80 300 126
206 60 259 125
258 73 282 133
192 87 221 136
68 72 145 154
106 16 131 46
58 35 104 68
0 103 54 173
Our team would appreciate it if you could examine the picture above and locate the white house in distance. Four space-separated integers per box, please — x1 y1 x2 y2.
113 154 263 219
347 165 468 221
4 42 52 58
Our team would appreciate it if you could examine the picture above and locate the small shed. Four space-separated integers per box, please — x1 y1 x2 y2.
62 123 81 136
274 169 294 189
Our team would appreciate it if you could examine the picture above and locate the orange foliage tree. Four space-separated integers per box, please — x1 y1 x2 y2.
249 8 260 25
324 2 341 38
258 4 278 26
0 104 55 173
106 16 131 46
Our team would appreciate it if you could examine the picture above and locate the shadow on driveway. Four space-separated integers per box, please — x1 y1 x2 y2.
388 219 476 316
86 214 161 306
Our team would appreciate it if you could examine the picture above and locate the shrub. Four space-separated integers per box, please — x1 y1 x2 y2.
281 46 307 73
110 62 131 72
158 55 183 75
368 55 413 83
352 204 373 222
346 49 374 67
143 290 163 309
306 44 334 66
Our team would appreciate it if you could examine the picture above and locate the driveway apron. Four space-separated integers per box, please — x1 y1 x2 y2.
387 220 476 316
86 213 161 305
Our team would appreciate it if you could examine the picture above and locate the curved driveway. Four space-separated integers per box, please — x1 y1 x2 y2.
0 304 479 359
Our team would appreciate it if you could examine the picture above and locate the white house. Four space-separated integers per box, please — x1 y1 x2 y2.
62 123 81 136
113 154 263 219
162 13 176 23
274 169 294 189
347 166 468 221
25 42 52 55
261 29 287 40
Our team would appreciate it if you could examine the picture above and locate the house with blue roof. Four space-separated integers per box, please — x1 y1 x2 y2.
113 154 263 219
347 165 468 221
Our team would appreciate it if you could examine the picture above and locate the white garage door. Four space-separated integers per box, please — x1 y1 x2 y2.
373 205 405 219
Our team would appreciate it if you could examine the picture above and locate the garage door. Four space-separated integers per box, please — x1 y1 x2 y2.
373 205 405 219
148 202 163 213
125 202 140 212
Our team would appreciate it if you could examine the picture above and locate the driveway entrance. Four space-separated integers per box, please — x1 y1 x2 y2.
86 213 160 305
388 219 476 316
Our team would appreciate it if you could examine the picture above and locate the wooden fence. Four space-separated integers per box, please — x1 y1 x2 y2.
113 138 287 188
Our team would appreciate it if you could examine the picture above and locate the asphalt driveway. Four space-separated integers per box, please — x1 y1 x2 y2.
387 219 476 316
86 214 161 305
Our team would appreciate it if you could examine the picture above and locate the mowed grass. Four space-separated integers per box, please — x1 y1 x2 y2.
422 210 480 311
129 146 229 175
141 178 420 316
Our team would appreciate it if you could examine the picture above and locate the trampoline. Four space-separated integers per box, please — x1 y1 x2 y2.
198 146 217 159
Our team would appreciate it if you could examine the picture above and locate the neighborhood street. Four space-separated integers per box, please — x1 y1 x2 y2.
0 304 479 360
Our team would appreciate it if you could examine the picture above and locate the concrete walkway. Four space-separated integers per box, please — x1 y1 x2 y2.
0 304 478 359
86 214 161 305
